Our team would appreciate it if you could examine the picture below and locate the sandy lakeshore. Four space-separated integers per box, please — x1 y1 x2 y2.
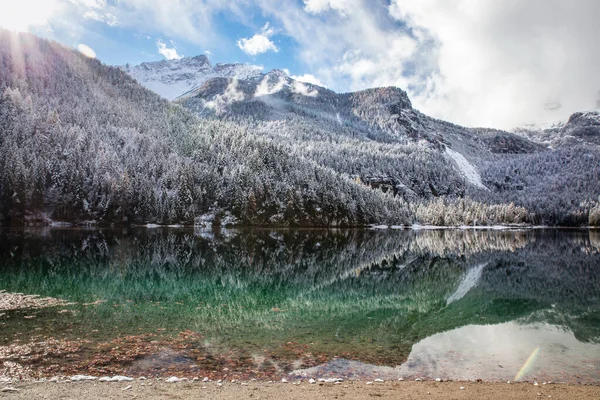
1 380 599 400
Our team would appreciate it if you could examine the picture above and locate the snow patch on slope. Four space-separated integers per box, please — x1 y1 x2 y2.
446 262 489 305
445 147 487 190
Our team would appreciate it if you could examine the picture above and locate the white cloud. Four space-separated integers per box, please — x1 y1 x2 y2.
26 0 600 130
205 79 246 112
387 0 600 129
290 73 326 88
70 0 107 8
156 39 183 60
303 0 356 15
237 23 278 56
83 11 118 26
292 81 318 97
383 0 600 129
77 43 96 58
254 0 600 129
255 74 287 97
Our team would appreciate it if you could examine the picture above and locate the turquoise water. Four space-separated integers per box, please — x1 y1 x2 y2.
0 228 599 382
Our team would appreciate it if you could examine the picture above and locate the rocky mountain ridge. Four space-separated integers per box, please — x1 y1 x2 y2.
121 55 263 101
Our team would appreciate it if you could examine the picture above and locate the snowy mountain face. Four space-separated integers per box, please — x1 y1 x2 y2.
514 111 600 148
119 55 600 225
177 69 543 197
121 55 263 101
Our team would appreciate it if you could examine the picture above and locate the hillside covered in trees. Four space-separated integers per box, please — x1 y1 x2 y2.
178 69 600 226
0 30 598 227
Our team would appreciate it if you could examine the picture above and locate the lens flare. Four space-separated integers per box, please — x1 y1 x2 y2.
0 0 59 32
77 44 96 59
514 347 541 381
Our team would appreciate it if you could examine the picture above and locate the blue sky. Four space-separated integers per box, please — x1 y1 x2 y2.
1 0 599 130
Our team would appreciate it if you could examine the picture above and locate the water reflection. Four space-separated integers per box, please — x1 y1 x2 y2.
0 227 599 382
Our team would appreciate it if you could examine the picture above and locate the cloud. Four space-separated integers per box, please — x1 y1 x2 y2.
204 79 246 113
70 0 107 9
290 73 326 88
255 74 287 97
252 0 600 129
237 23 278 56
77 43 96 58
385 0 600 129
292 81 318 97
23 0 600 129
83 11 118 26
156 39 183 60
303 0 356 15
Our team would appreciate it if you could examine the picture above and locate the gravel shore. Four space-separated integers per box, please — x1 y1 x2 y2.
1 380 599 399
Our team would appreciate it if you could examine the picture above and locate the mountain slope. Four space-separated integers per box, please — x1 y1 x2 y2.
121 55 262 101
172 69 600 225
0 30 416 227
1 31 597 227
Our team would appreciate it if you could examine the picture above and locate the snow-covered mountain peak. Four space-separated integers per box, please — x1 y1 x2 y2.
121 56 262 101
514 110 600 148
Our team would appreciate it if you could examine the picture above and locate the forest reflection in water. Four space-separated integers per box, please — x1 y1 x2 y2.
0 227 599 382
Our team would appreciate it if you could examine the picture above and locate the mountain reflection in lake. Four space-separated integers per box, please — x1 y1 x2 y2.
0 228 599 382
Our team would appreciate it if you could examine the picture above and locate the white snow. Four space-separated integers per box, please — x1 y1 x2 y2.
370 224 389 230
446 262 489 305
70 375 97 381
445 147 488 190
122 56 262 101
98 376 133 382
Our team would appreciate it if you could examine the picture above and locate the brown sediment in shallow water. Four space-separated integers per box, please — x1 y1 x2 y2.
0 332 331 381
0 380 599 400
0 291 73 312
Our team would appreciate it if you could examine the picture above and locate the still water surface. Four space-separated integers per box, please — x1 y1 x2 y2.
0 228 599 382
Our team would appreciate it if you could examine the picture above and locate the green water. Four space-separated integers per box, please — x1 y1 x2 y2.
0 227 599 382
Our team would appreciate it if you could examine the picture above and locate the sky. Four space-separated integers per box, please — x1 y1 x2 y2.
1 0 599 130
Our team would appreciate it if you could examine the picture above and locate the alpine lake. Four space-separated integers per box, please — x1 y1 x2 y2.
1 227 599 384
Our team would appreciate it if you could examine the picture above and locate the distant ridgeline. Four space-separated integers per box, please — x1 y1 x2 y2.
0 29 599 227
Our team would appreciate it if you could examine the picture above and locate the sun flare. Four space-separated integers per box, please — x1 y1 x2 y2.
0 0 59 32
